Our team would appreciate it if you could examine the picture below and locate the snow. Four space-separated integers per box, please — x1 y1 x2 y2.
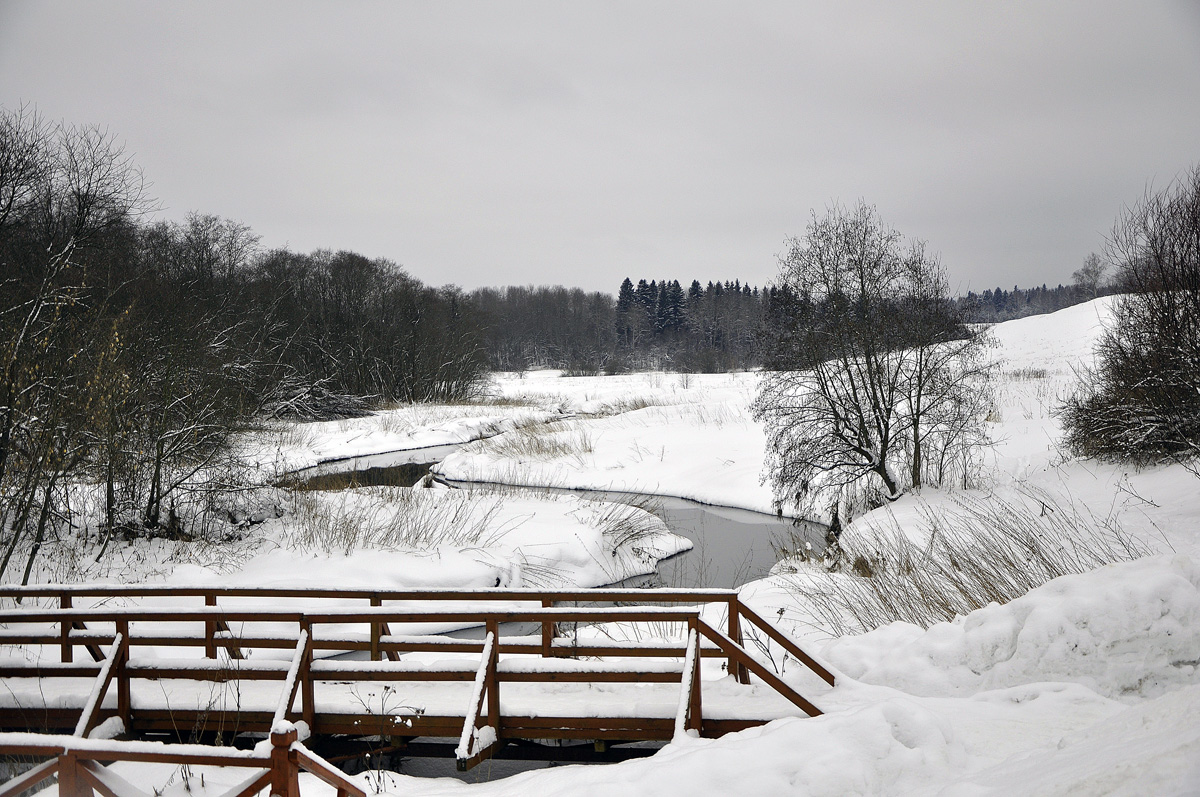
12 297 1200 794
435 371 780 514
821 554 1200 701
457 631 495 760
161 487 691 597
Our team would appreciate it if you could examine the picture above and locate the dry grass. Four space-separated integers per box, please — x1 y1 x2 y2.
477 421 594 462
589 395 659 417
285 487 508 555
780 488 1152 635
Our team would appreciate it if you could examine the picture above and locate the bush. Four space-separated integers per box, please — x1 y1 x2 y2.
1061 165 1200 466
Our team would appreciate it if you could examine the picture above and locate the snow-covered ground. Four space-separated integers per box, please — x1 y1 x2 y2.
436 371 777 514
14 297 1200 794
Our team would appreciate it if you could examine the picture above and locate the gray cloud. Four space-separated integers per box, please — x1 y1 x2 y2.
2 1 1198 293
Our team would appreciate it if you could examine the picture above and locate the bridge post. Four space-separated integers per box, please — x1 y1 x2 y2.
269 726 300 797
370 595 381 661
205 594 217 658
60 594 73 663
57 753 92 797
115 620 130 730
727 597 749 684
485 619 500 734
541 598 554 657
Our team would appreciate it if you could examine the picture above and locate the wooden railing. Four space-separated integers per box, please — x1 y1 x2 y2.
0 725 364 797
0 585 836 772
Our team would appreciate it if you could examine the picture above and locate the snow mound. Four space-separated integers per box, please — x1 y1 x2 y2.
823 555 1200 700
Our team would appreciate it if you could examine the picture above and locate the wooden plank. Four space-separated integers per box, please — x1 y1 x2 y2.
735 602 836 686
497 671 680 683
216 768 271 797
273 630 310 726
0 665 103 678
309 670 476 682
675 625 702 736
123 665 288 681
0 758 59 797
0 585 736 602
455 739 503 772
73 632 124 738
78 760 151 797
695 620 823 717
293 746 366 797
457 630 495 765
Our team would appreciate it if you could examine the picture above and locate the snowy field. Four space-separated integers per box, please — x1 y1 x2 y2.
14 298 1200 795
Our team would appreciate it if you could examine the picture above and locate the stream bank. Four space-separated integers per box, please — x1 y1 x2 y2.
284 445 822 589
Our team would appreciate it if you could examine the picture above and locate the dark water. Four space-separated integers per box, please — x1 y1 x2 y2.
283 443 461 489
433 479 823 590
631 496 823 589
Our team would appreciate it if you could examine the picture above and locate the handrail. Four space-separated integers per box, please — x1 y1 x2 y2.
273 630 311 726
695 619 823 717
0 759 59 797
456 630 496 767
734 602 837 686
0 584 738 601
673 626 701 738
73 633 124 738
293 744 365 797
0 586 832 774
0 605 709 622
0 729 363 797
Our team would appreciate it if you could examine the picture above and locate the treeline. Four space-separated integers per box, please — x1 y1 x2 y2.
471 277 1108 372
955 282 1106 323
471 278 777 373
0 107 485 573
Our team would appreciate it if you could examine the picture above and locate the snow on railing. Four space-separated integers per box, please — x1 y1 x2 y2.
457 629 497 764
673 627 701 740
0 727 364 797
0 585 836 773
72 632 124 738
273 629 311 726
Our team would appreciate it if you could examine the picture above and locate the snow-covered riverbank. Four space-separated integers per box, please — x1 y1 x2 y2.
13 297 1200 795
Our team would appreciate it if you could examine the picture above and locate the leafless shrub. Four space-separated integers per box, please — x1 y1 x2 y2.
1061 164 1200 467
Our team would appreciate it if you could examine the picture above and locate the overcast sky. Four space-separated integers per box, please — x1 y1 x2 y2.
2 2 1199 294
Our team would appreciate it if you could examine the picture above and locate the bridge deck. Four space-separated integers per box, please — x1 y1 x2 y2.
0 586 837 771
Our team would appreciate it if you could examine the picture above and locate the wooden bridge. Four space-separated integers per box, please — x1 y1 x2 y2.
0 584 834 793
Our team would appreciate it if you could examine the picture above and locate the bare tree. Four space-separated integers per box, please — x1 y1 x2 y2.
1061 165 1200 468
1072 252 1108 299
754 203 990 518
0 108 149 580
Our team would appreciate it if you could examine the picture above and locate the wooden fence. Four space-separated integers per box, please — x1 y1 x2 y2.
0 725 363 797
0 585 836 775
